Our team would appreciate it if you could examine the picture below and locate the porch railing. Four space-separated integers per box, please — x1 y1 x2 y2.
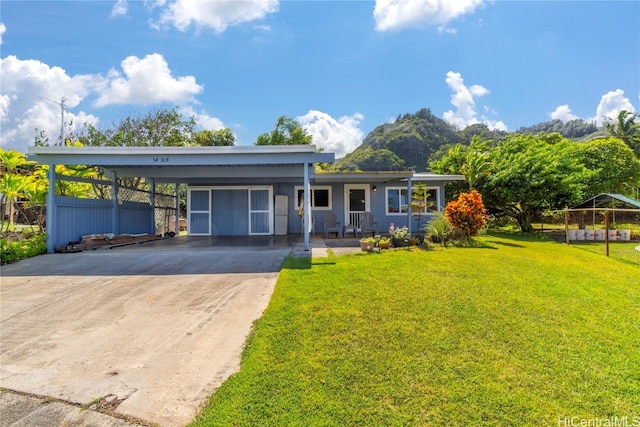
347 211 362 227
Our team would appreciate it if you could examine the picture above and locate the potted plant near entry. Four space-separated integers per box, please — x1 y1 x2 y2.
378 236 390 249
360 237 377 251
389 223 410 247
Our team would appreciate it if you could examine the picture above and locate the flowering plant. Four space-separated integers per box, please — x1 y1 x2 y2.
388 223 409 238
444 190 487 240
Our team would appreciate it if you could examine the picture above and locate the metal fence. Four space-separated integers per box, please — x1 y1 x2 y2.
542 208 640 265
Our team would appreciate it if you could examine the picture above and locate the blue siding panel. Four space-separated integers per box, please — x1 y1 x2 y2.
211 189 249 235
119 201 153 234
54 196 112 246
53 196 153 247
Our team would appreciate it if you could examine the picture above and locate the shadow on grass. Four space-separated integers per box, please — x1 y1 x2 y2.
282 256 312 270
487 231 550 243
484 240 524 248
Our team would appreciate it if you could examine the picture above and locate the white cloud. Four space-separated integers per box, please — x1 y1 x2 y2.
111 0 129 17
482 119 507 132
442 71 506 131
374 0 484 32
180 106 225 130
549 104 578 123
0 23 6 45
153 0 279 33
297 110 364 158
0 56 99 152
94 53 202 107
0 54 221 153
438 26 457 35
592 89 635 126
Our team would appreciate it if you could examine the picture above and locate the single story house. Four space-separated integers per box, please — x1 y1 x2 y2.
28 145 464 253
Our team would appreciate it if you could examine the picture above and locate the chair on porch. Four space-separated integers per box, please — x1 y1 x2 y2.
358 211 377 238
322 212 343 239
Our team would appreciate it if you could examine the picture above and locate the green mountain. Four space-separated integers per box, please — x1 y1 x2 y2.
334 109 606 172
517 119 597 139
335 108 505 172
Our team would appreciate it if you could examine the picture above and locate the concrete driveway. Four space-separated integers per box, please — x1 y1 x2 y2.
1 236 297 426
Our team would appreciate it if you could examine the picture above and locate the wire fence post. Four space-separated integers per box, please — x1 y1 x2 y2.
604 210 609 257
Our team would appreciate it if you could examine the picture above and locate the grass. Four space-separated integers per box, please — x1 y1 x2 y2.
570 241 640 265
191 233 640 426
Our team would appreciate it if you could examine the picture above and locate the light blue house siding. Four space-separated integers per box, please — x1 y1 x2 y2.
300 179 450 236
186 176 454 237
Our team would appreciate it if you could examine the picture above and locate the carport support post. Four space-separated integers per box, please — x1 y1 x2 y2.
407 175 413 235
150 178 156 235
107 170 119 235
174 182 180 235
45 163 57 253
303 162 311 251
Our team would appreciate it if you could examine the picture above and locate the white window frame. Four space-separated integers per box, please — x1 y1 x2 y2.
187 189 211 235
294 185 332 210
386 186 441 215
385 187 409 216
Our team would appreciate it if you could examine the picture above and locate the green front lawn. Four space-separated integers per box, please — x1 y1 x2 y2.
191 233 640 426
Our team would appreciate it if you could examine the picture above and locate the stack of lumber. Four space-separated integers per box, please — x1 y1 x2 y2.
55 233 163 253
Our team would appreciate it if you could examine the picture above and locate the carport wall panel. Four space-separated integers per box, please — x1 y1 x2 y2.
53 196 154 247
54 196 112 247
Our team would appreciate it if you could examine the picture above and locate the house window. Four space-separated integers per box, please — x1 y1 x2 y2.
295 186 332 210
386 188 409 214
386 186 440 215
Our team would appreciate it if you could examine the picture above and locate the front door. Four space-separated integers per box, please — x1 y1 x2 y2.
344 184 370 227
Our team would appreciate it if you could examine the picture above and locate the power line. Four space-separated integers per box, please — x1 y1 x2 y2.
39 96 66 146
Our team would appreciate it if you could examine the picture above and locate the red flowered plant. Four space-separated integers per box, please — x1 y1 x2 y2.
444 190 488 240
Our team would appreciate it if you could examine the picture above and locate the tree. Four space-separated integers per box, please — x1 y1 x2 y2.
605 110 640 156
37 108 197 148
428 143 469 200
410 183 432 233
481 133 589 232
193 128 236 146
255 116 312 146
0 149 35 228
577 137 640 196
460 136 492 190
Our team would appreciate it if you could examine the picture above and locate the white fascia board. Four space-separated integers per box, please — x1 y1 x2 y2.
28 146 334 167
29 145 320 156
410 173 466 181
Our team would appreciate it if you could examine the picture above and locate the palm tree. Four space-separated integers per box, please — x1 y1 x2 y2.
606 110 640 156
0 149 35 230
461 136 492 190
0 173 28 229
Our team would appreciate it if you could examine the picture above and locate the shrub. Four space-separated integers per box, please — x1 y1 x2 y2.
444 190 487 243
1 233 47 265
424 212 454 246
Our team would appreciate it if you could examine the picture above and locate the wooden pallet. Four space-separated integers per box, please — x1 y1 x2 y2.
55 234 164 253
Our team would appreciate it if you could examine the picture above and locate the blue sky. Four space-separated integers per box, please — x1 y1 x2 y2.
1 0 638 156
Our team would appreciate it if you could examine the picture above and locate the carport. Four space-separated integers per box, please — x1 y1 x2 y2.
28 145 334 253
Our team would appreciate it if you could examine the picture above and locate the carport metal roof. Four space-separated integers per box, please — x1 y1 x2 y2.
571 193 640 210
29 145 334 183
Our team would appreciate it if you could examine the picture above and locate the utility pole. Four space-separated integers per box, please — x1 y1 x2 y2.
39 96 67 146
59 97 66 146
